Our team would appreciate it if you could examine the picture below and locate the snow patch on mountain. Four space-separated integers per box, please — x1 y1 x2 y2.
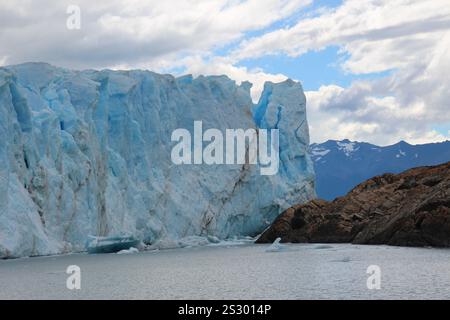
336 140 359 157
396 150 406 158
311 148 330 157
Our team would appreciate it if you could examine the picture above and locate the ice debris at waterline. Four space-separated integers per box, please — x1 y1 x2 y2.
86 235 140 254
0 63 315 258
265 237 286 252
146 235 256 251
117 247 139 255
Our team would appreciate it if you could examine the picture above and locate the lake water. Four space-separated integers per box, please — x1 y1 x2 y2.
0 243 449 299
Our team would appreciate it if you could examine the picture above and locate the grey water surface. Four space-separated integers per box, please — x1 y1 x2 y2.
1 243 449 299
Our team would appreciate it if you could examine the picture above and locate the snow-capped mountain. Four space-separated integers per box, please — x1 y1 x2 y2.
0 63 315 258
311 139 450 200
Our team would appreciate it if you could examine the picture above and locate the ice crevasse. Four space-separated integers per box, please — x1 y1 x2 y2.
0 63 315 258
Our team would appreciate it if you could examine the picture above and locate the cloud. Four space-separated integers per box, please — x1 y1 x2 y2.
233 0 450 66
0 0 311 69
0 56 7 66
1 0 449 145
306 76 450 146
0 0 309 101
179 55 288 101
231 0 450 145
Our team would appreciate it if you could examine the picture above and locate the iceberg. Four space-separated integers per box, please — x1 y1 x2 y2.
116 247 139 255
86 235 140 254
265 237 285 252
0 63 315 258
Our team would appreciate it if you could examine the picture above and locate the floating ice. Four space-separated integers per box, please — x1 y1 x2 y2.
265 237 286 252
117 247 139 255
86 235 140 254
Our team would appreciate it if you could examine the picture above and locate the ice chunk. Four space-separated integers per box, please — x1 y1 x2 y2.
86 235 140 254
265 237 285 252
207 235 221 244
117 247 139 255
178 236 210 248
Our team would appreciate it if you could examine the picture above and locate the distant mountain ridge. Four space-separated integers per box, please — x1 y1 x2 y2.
311 139 450 200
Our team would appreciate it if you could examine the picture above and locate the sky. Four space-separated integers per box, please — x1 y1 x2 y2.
1 0 449 145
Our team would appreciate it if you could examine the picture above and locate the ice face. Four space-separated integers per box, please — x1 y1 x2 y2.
0 63 315 258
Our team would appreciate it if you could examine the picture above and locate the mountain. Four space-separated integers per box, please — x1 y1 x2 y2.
257 161 450 247
311 139 450 200
0 63 315 258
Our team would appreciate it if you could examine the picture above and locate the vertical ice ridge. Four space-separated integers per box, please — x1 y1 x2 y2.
0 63 315 258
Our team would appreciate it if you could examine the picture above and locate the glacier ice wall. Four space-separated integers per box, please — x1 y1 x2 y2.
0 63 315 258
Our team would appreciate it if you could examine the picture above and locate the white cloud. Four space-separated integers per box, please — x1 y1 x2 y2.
0 0 310 101
233 0 450 66
306 78 450 146
0 0 311 69
1 0 449 145
179 56 288 101
0 56 7 66
231 0 450 145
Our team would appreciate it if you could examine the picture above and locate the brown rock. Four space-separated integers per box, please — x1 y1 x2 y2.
256 162 450 247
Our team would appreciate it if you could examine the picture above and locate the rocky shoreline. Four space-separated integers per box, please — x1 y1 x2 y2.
257 162 450 247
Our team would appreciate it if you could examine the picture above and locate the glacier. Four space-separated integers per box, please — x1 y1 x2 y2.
0 63 315 258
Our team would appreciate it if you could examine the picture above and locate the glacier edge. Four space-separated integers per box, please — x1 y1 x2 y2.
0 62 315 258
